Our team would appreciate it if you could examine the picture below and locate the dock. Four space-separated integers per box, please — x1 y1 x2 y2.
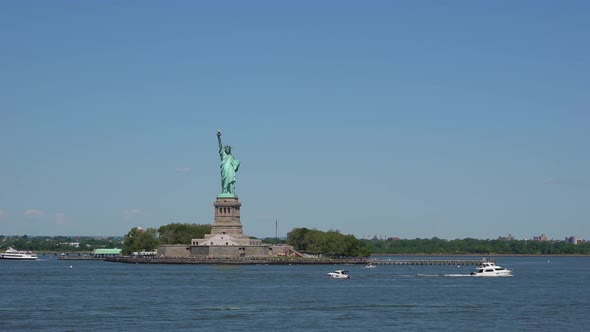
58 256 104 260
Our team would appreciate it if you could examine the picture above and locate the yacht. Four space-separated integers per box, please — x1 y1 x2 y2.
363 262 377 269
328 270 350 279
0 247 39 260
470 261 512 277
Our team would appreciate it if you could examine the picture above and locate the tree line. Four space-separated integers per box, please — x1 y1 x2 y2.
286 228 372 258
362 237 590 255
122 223 211 254
0 223 212 255
0 235 119 252
4 231 589 256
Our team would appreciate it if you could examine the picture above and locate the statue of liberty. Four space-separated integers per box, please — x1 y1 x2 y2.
217 130 240 197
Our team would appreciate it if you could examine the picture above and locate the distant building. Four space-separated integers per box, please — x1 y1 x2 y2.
498 234 515 241
60 242 80 248
386 237 400 241
565 236 582 245
533 234 549 241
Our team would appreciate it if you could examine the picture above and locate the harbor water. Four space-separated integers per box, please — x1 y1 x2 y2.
1 256 588 331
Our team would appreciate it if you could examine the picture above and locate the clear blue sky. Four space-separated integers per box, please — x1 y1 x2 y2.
1 1 588 240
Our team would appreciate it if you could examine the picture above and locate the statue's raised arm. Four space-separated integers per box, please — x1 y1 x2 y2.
217 130 223 152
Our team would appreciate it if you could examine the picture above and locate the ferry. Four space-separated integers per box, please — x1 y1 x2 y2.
1 247 39 260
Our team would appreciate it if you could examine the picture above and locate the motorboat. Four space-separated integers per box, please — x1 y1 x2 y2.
363 262 377 269
328 270 350 279
470 261 512 277
0 247 39 260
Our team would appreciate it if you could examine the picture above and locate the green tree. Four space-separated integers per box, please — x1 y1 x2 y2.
286 228 371 257
123 227 159 255
158 223 211 245
303 229 324 254
286 228 310 251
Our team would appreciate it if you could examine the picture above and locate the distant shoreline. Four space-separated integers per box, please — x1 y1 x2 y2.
370 253 590 257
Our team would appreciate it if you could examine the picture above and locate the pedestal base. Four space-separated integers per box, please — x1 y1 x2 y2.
211 196 244 237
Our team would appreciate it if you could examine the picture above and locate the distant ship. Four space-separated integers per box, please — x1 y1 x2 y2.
0 247 39 260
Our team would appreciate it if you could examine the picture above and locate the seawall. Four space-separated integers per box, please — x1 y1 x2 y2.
105 257 488 265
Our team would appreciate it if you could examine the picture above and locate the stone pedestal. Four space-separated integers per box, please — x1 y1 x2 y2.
188 195 264 257
211 196 244 236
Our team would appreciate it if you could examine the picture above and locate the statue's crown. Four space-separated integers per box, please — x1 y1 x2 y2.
224 145 232 149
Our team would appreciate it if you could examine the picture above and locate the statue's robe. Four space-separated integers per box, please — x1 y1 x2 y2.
220 150 240 194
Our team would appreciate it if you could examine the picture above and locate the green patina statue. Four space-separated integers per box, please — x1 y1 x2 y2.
217 130 240 197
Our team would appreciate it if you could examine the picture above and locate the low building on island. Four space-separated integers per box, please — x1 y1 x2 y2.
92 248 122 258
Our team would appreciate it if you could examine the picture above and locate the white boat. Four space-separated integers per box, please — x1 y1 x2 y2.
0 247 39 260
363 262 377 269
470 261 512 277
328 270 350 279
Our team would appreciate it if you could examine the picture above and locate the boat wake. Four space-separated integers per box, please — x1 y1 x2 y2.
417 273 472 277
